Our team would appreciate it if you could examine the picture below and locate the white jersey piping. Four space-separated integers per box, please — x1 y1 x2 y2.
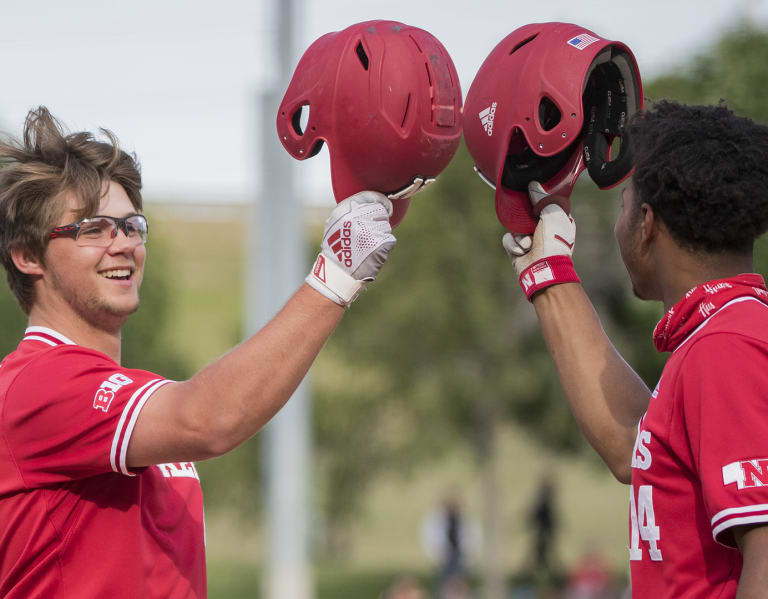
673 297 768 353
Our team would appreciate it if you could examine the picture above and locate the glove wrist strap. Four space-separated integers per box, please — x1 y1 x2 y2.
518 255 580 301
306 253 364 306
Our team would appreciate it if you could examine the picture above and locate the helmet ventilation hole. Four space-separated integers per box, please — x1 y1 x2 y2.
538 96 561 131
401 93 412 128
355 41 369 70
510 34 538 55
291 104 310 136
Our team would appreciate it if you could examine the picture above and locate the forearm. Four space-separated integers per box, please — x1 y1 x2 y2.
532 282 650 481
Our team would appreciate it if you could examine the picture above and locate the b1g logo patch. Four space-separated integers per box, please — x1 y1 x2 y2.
93 373 133 412
722 458 768 489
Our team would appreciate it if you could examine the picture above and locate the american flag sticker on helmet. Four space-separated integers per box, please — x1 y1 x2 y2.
567 34 600 50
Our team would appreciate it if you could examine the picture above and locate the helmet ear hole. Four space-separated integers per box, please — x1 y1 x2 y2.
501 127 577 192
538 96 561 131
307 139 324 158
291 104 310 136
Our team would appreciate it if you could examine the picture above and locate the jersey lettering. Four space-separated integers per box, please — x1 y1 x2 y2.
632 429 652 470
157 462 200 480
100 373 133 393
93 388 115 412
629 484 663 561
93 373 133 412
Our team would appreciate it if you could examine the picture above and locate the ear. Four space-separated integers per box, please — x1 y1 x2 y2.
638 203 657 245
11 247 44 276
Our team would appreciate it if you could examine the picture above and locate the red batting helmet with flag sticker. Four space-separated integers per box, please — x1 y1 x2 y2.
276 20 463 228
464 22 643 234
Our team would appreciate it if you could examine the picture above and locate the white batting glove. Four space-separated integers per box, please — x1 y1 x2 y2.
306 191 396 306
502 181 580 300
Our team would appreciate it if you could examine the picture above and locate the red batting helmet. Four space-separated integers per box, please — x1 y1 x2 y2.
464 22 643 234
277 20 463 228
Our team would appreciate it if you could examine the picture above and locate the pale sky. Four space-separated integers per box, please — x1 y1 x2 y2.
0 0 766 204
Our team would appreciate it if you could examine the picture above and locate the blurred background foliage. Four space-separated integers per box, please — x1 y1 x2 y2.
2 20 768 598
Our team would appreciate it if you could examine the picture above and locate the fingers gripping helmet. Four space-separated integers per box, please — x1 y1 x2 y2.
277 20 463 228
464 22 643 234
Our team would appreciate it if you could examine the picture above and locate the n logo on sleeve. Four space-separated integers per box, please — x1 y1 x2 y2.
722 458 768 489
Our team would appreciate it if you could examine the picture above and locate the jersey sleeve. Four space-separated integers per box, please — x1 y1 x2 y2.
4 345 171 486
680 333 768 547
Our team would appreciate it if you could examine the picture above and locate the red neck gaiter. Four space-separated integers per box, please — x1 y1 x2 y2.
653 274 768 353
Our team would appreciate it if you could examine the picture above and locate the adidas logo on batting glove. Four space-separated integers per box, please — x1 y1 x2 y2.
306 191 396 306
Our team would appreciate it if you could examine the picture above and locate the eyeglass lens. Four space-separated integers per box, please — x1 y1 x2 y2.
76 216 148 247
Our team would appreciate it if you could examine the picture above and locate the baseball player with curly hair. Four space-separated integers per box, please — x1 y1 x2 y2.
508 101 768 597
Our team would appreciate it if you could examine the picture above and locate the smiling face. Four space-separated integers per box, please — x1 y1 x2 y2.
41 180 146 332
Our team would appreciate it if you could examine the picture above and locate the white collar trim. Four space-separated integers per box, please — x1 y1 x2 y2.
24 326 77 346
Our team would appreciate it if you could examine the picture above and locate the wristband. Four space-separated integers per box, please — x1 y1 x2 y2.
518 255 580 301
305 253 365 306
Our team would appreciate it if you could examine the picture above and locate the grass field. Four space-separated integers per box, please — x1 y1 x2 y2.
146 200 632 597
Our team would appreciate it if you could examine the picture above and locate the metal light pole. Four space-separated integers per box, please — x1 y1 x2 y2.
245 0 312 597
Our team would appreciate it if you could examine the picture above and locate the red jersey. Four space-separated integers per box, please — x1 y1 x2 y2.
0 327 206 598
630 275 768 598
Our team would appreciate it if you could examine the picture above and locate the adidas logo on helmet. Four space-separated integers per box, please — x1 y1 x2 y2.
479 102 498 136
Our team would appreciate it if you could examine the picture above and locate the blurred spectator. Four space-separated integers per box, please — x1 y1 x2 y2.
529 476 558 574
421 492 471 598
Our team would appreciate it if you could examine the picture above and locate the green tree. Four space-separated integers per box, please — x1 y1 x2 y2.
645 22 768 123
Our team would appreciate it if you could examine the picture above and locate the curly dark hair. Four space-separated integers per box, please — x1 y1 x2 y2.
626 100 768 254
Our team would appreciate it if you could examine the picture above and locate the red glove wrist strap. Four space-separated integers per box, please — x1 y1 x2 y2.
518 256 580 301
